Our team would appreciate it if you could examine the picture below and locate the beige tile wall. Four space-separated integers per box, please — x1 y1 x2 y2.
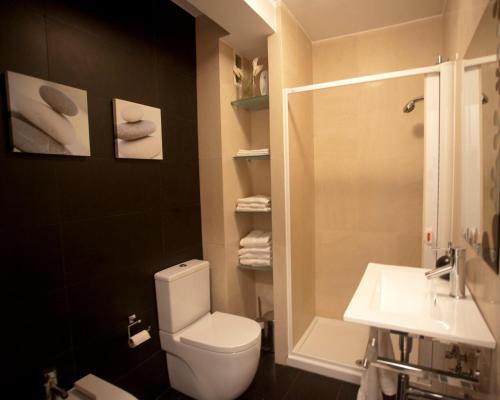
268 7 287 362
289 90 315 345
311 18 443 319
281 3 316 349
268 3 315 362
313 16 443 82
196 16 228 312
441 1 500 397
313 76 425 318
442 0 490 62
250 110 274 316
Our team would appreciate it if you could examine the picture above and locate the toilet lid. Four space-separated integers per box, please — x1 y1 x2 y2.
72 374 138 400
180 312 261 354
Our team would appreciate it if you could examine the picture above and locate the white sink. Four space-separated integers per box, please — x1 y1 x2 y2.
344 263 496 349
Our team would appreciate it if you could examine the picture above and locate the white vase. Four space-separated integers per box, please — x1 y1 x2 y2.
259 70 268 96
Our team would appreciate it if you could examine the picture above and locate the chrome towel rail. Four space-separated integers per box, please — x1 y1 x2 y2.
406 386 465 400
359 330 480 399
371 357 478 389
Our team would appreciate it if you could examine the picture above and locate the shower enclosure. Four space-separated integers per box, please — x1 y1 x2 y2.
282 63 454 383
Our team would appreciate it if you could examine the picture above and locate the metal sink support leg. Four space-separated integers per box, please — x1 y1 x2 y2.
397 333 413 400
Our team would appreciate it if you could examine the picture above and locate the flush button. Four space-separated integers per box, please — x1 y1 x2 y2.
179 263 188 267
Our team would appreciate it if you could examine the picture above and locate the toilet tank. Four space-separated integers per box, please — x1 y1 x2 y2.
154 259 210 333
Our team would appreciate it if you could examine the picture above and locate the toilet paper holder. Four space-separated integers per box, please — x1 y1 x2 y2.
127 314 151 339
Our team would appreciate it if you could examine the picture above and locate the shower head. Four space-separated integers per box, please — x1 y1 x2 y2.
403 96 424 113
402 93 486 113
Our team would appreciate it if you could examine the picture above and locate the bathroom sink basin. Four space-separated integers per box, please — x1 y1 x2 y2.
344 263 495 348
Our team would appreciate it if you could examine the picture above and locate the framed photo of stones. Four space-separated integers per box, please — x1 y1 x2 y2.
112 99 163 160
5 71 90 156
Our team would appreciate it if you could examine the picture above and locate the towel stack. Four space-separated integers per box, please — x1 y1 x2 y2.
235 148 270 157
236 195 271 212
239 230 272 267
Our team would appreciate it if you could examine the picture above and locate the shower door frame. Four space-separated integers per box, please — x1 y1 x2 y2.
282 62 456 382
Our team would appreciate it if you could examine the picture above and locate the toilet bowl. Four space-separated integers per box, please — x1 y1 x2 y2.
155 260 261 400
160 312 261 400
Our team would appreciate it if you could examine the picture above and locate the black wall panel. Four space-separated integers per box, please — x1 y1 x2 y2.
0 1 201 398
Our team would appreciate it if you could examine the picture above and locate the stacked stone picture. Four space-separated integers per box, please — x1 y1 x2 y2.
113 99 163 160
5 71 91 156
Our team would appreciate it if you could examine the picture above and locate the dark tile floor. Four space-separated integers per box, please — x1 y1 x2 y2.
157 352 359 400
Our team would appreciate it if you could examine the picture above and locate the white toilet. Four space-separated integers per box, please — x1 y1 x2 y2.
154 259 261 400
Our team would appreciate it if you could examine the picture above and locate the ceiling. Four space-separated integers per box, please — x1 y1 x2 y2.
171 0 202 17
281 0 446 41
171 0 276 58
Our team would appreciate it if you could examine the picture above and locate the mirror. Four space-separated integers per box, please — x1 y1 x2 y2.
462 1 499 273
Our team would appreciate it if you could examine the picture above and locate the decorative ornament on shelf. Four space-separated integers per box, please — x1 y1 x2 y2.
260 70 269 96
233 64 243 99
233 64 252 99
233 56 268 99
252 57 264 96
233 65 243 86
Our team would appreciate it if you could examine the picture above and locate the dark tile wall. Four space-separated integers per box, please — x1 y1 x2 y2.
0 1 201 399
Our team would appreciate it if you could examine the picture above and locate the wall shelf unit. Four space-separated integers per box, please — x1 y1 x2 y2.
229 58 273 319
231 95 269 111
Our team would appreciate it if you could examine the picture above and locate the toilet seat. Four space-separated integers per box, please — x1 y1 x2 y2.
180 312 261 353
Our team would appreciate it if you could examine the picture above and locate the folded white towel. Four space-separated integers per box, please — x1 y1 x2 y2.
240 254 271 261
238 203 271 208
240 258 271 267
357 363 380 400
357 328 396 400
237 195 271 205
236 206 271 212
236 148 270 156
237 148 269 153
240 230 272 247
357 328 381 400
236 152 269 157
240 240 271 247
239 246 271 255
377 330 397 396
237 203 270 208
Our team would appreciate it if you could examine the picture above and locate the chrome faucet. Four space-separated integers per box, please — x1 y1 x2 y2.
425 243 466 298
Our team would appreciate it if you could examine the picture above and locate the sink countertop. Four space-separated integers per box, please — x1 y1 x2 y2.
344 263 496 349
